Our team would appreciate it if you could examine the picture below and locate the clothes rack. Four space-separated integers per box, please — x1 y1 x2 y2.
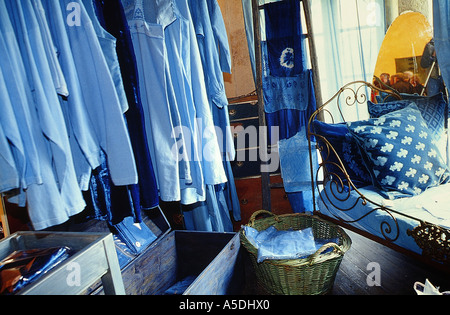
251 0 323 211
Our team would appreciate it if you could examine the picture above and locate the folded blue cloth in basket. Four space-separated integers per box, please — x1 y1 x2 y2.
244 226 338 263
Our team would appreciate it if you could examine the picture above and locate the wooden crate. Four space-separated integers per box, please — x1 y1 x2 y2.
93 207 244 295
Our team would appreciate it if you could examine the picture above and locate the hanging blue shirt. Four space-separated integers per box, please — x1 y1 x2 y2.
0 124 19 194
174 0 227 187
93 0 160 211
41 0 101 191
56 0 138 187
0 11 42 189
0 66 25 193
125 0 184 202
32 0 69 98
82 0 129 114
6 0 86 212
1 0 86 229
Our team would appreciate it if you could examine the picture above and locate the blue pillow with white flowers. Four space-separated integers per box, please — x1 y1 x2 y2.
347 104 450 199
368 93 447 159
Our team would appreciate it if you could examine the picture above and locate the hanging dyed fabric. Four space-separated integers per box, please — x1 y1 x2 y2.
92 0 160 212
264 0 305 77
242 0 318 214
121 0 233 231
187 0 241 226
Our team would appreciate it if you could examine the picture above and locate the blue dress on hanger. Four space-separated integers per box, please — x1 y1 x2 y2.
187 0 240 226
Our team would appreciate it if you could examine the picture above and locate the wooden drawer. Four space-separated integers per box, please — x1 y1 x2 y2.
228 102 259 121
233 176 293 231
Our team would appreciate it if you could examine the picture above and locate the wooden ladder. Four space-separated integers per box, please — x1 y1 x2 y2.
251 0 323 211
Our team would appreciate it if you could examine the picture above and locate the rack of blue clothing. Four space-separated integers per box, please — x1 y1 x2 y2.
244 0 323 213
0 0 240 234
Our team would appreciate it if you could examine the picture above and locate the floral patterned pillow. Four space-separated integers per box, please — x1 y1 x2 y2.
347 104 450 199
368 93 447 159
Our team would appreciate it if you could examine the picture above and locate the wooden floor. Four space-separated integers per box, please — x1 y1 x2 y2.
331 229 450 295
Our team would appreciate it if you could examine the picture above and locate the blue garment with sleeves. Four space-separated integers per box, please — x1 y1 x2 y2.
0 66 25 193
1 0 86 229
188 0 241 222
82 0 129 114
42 0 101 191
124 0 183 203
0 15 42 191
93 0 160 212
56 0 138 187
0 124 19 194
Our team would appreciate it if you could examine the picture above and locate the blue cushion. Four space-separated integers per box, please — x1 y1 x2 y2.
313 120 372 188
368 93 447 158
348 104 450 199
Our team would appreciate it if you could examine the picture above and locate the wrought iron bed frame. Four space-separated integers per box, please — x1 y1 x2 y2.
307 80 450 271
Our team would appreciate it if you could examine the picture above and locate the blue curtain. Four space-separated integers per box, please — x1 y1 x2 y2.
434 0 450 95
310 0 386 122
433 0 450 167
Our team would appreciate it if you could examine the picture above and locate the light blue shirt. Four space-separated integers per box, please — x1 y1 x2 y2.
54 0 138 187
126 1 184 202
0 65 25 193
0 11 42 189
42 0 101 190
82 0 129 114
0 124 19 194
1 0 86 229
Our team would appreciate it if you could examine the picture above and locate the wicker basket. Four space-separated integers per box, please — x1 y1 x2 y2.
240 210 352 295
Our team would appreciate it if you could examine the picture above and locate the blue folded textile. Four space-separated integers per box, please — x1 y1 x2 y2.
113 216 157 255
0 247 71 294
164 276 197 295
244 225 338 263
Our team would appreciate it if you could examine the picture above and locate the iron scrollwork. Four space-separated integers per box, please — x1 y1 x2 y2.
307 81 408 245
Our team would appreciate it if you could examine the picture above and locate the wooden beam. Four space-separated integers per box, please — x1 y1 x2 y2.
251 0 272 212
0 197 9 237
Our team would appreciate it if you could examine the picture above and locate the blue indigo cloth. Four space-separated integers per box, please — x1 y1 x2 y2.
42 0 101 191
55 0 138 187
313 120 373 188
264 0 306 77
433 0 450 100
348 104 450 199
278 129 317 193
244 226 318 263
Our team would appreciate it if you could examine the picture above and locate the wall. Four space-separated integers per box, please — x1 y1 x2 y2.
386 0 433 28
217 0 255 99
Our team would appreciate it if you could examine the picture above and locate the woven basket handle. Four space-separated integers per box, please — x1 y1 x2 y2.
308 243 343 265
248 210 277 227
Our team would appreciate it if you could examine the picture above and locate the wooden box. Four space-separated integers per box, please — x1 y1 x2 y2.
94 207 244 295
0 232 124 295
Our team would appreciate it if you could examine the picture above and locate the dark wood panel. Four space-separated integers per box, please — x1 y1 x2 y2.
233 176 293 231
